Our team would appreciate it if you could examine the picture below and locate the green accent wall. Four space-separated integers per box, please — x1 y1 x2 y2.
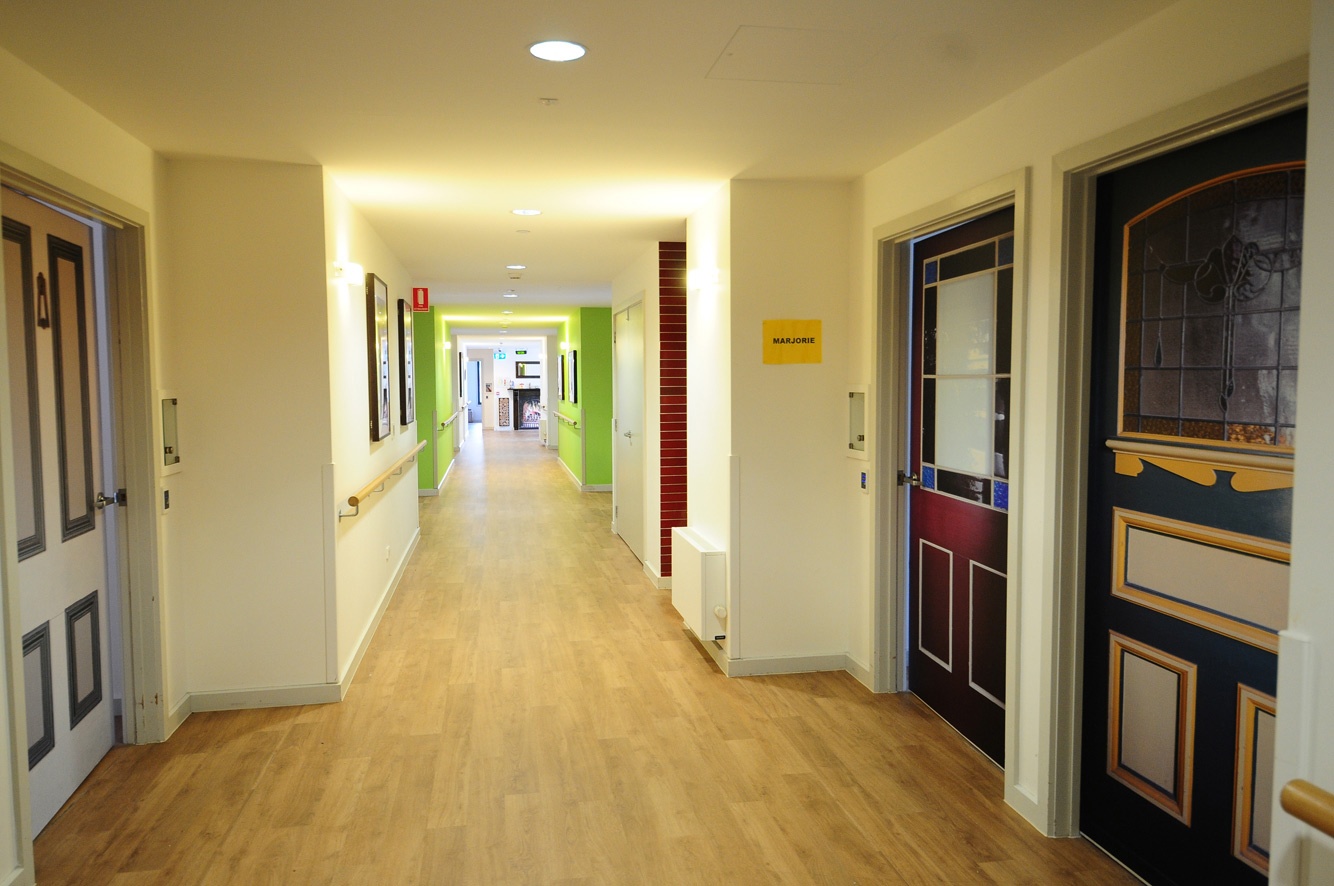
414 308 454 491
557 307 613 487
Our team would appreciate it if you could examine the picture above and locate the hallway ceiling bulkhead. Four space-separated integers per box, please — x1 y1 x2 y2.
0 0 1173 322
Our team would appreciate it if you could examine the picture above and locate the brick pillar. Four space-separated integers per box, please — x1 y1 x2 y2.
659 242 687 577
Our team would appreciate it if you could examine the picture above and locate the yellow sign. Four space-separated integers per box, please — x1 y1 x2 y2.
763 319 822 364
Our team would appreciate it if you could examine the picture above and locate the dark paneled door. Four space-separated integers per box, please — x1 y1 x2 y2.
3 186 115 834
906 207 1014 765
1081 109 1305 884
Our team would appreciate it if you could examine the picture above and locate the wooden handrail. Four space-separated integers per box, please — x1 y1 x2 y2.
555 412 580 429
440 411 461 430
1281 779 1334 839
348 440 428 507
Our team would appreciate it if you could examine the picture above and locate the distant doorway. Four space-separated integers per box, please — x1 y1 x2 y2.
467 360 481 423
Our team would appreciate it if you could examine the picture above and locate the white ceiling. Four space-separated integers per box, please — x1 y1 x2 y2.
0 0 1173 318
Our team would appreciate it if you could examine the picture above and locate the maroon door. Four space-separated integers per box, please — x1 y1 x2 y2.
906 207 1014 765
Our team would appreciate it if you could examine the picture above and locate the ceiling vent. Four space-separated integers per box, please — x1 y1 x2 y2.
508 272 523 280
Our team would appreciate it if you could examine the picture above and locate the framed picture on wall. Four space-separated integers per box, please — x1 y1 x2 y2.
397 299 415 427
366 273 392 442
558 353 566 400
569 349 578 404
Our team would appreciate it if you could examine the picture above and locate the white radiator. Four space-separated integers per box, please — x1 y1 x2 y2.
671 527 727 643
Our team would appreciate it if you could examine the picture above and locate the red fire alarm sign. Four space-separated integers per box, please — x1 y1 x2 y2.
412 287 429 311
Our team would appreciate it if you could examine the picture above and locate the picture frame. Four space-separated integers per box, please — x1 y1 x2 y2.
557 353 566 400
569 349 578 404
397 299 415 427
366 273 391 441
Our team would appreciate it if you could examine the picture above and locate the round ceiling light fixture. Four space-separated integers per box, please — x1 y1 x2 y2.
512 208 541 216
503 292 519 298
529 40 586 62
506 264 527 270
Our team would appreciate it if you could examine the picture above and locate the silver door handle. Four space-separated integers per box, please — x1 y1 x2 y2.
896 470 920 488
623 431 634 439
95 489 126 509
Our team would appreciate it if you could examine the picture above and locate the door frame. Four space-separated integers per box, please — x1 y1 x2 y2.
0 148 166 762
1049 65 1307 837
872 169 1029 753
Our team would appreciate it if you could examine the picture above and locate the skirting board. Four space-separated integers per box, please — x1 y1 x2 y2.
417 457 455 497
692 634 860 679
644 561 671 590
172 530 421 721
557 459 609 492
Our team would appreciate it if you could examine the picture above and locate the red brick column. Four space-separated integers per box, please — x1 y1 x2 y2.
659 242 687 577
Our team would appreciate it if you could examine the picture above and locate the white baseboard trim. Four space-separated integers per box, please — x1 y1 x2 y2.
337 528 420 698
165 693 192 739
723 653 851 678
643 561 671 589
582 483 611 492
418 457 455 497
0 863 29 886
844 655 874 691
177 529 422 719
559 458 583 489
694 642 865 681
188 681 343 713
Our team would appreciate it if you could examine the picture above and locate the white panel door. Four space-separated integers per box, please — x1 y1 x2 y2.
3 188 114 834
615 304 645 562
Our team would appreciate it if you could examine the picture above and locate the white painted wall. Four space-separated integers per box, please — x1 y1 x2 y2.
161 159 331 691
323 176 420 682
685 187 732 554
729 181 852 660
1272 2 1334 881
612 246 662 578
850 0 1311 834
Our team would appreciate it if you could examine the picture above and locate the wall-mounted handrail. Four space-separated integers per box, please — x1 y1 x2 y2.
1281 779 1334 839
339 440 428 520
555 412 580 429
440 411 460 430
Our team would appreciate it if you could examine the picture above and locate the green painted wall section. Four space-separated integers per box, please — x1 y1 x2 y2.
556 308 612 487
556 314 581 482
414 307 454 490
579 308 613 486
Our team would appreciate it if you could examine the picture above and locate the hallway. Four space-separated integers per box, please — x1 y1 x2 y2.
34 430 1132 884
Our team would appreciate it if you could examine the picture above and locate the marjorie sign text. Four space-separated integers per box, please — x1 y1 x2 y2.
762 319 822 364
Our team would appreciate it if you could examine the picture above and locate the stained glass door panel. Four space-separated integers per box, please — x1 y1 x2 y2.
907 206 1013 765
1081 108 1304 885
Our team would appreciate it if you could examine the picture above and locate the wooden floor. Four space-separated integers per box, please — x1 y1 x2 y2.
35 428 1135 884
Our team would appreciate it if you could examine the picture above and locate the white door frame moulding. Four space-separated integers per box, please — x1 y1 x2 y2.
1049 59 1307 838
0 140 166 882
870 167 1030 814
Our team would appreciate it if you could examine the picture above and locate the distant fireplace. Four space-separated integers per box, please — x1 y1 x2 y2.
512 388 541 429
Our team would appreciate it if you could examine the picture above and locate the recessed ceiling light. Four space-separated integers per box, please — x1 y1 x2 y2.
506 264 526 270
512 208 541 216
503 293 519 298
502 310 513 314
530 40 586 62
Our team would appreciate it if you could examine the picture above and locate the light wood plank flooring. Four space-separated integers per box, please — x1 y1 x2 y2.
35 427 1133 884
